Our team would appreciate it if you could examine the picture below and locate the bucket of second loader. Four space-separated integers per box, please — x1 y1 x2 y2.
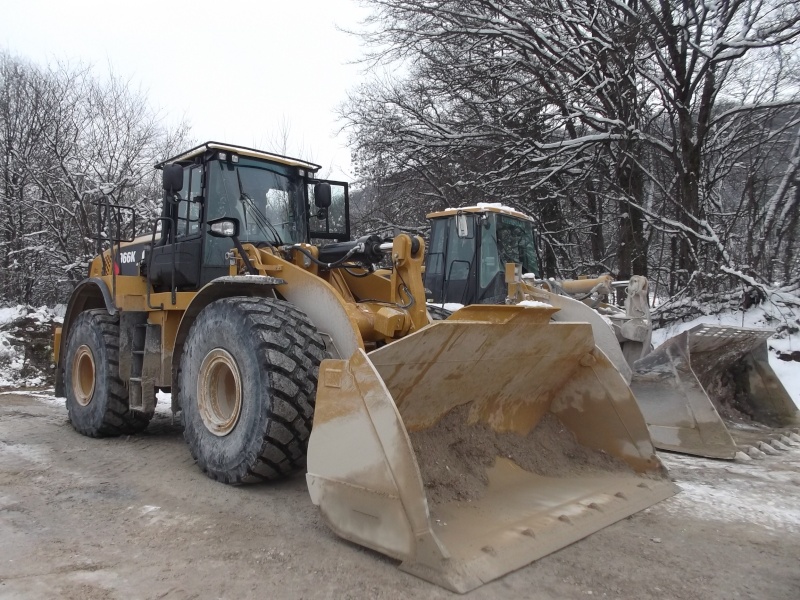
631 324 798 459
307 304 677 593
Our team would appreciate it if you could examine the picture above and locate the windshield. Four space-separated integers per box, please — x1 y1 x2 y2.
495 214 539 277
208 159 304 245
424 215 478 304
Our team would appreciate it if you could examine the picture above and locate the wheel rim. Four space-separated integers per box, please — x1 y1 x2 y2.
198 348 243 436
72 345 96 406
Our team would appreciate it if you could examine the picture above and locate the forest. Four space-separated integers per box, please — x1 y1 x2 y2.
2 0 799 323
0 54 188 306
344 0 800 321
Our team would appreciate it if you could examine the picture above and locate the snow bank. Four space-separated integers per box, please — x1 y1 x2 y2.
0 305 62 390
0 306 27 325
768 359 800 409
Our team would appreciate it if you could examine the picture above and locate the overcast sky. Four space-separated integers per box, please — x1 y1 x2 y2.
0 0 370 180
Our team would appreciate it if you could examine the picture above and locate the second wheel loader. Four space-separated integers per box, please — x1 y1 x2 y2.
424 203 798 460
53 143 674 593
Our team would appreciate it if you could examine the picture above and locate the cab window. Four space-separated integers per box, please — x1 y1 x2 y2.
176 165 202 238
309 182 349 241
496 215 539 277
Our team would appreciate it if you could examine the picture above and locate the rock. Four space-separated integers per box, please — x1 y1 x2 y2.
747 446 767 459
770 440 790 451
788 433 800 443
734 451 752 462
778 435 797 446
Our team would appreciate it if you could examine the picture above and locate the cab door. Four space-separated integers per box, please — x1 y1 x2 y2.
148 165 204 292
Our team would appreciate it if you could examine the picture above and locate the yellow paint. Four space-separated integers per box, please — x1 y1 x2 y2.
53 327 62 364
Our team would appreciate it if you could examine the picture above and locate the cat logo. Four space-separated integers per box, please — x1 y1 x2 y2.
119 251 137 264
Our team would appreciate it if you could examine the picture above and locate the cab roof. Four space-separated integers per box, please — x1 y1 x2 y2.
155 141 322 173
427 203 534 223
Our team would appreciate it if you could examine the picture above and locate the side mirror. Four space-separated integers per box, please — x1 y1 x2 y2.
162 164 184 193
314 182 332 209
207 217 240 238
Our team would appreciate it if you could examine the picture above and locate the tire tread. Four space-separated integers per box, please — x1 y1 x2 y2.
67 309 152 437
181 297 327 484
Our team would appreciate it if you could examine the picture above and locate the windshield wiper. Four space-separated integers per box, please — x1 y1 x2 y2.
234 167 284 246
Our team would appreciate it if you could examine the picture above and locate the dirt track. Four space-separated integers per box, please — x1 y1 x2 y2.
1 391 799 600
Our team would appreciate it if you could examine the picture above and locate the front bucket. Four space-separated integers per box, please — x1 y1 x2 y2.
306 305 676 593
631 325 798 459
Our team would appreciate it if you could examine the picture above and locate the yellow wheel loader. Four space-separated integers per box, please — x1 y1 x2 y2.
424 204 798 460
54 143 674 593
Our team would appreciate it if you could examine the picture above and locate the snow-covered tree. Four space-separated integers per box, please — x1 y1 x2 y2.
0 52 189 305
344 0 800 315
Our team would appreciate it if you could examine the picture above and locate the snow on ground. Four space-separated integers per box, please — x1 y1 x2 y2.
658 447 800 533
770 359 800 409
0 389 64 407
2 389 176 419
0 304 61 327
652 302 800 408
156 390 173 415
0 307 29 387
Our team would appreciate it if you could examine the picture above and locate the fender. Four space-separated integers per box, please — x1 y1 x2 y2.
169 270 367 414
55 278 116 396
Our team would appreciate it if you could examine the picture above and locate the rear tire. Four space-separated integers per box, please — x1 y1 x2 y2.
64 309 152 437
179 297 327 484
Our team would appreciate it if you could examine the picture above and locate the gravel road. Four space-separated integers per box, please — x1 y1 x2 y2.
1 391 798 600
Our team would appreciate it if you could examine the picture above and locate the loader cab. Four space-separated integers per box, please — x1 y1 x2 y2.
425 208 540 305
147 142 349 292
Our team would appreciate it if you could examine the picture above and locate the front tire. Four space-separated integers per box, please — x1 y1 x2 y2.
179 297 327 484
63 309 152 437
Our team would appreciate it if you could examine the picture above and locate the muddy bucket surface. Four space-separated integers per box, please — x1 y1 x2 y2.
631 324 798 459
307 305 676 592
